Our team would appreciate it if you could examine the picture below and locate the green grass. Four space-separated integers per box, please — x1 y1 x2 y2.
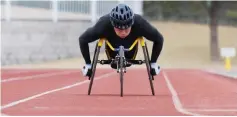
226 10 237 19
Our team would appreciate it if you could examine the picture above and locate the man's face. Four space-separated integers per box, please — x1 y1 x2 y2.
114 27 131 39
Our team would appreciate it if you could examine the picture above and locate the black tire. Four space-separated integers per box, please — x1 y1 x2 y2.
88 42 100 95
119 56 124 97
89 43 98 80
145 42 154 80
142 43 155 96
119 46 125 97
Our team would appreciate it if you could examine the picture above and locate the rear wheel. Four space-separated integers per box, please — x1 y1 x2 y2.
145 42 154 80
88 42 100 95
142 42 155 95
89 43 98 80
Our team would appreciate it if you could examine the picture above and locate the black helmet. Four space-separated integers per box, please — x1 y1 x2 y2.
110 4 134 30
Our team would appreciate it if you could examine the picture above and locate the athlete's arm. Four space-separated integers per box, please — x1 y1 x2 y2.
79 17 106 64
137 15 164 63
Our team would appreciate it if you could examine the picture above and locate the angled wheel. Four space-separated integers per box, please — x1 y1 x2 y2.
145 42 154 80
142 42 155 96
88 42 100 95
88 42 98 80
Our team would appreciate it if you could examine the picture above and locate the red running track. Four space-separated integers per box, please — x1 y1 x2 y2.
1 68 237 116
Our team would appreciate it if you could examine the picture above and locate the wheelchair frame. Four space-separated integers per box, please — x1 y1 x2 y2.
87 37 155 97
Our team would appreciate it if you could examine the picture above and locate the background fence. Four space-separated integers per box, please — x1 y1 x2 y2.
1 0 143 22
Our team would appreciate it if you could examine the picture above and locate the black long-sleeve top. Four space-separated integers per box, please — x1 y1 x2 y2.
79 14 164 64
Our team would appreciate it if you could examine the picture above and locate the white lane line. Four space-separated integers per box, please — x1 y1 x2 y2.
1 113 9 116
162 71 204 116
204 70 237 79
1 71 78 83
1 70 33 74
1 72 116 110
186 108 237 112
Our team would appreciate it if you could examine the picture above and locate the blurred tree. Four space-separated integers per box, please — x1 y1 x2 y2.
208 1 221 61
143 1 233 61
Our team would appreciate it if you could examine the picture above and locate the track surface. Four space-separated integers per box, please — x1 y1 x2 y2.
1 68 237 116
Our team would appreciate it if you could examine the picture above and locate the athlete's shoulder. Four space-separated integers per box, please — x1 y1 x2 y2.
95 14 111 27
133 14 153 31
90 14 112 36
134 14 148 24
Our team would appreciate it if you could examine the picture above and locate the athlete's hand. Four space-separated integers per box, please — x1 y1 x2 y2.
81 64 92 77
150 62 161 75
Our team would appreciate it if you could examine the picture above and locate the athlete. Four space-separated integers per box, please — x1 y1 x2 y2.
79 4 164 77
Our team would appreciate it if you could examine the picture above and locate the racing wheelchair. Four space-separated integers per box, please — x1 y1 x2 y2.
87 37 156 97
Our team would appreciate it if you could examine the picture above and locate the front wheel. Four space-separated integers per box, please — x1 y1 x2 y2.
119 56 124 97
119 46 125 97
